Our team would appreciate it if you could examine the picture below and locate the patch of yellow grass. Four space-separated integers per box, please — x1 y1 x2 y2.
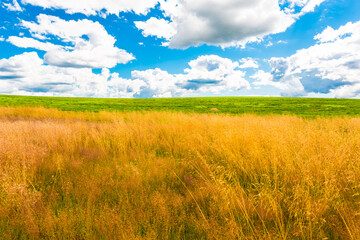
0 107 360 239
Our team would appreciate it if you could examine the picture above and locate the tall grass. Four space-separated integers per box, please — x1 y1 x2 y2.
0 107 359 239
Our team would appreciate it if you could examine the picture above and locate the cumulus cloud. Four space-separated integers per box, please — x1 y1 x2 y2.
135 17 177 40
182 55 250 91
0 52 145 97
239 58 259 69
131 68 182 98
13 0 326 50
251 69 305 96
20 0 158 15
163 0 295 48
131 55 250 97
135 0 325 49
12 14 134 68
3 0 23 11
0 53 250 97
252 21 360 98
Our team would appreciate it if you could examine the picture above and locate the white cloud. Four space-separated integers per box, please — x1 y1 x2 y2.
16 0 326 50
135 0 325 49
132 55 250 97
135 17 177 40
7 36 61 51
15 14 134 68
0 52 145 97
184 55 250 91
300 0 326 14
282 0 327 15
0 53 250 98
314 23 354 43
239 58 259 69
251 69 304 96
20 0 159 15
252 21 360 98
279 0 326 16
0 37 5 41
3 0 23 11
131 68 183 98
164 0 295 48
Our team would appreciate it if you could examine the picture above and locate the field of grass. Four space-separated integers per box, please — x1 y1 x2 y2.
1 95 360 117
0 106 360 239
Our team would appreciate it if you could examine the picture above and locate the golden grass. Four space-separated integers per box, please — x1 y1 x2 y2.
0 106 360 239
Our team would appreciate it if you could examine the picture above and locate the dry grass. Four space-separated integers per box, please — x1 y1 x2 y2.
0 107 360 239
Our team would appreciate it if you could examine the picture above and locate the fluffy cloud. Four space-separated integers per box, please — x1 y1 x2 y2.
131 68 183 98
8 14 134 68
164 0 294 48
135 0 325 49
130 55 251 97
0 53 250 97
3 0 23 11
239 58 259 69
0 52 145 97
20 0 158 15
11 0 326 50
135 18 177 41
182 55 250 92
252 21 360 98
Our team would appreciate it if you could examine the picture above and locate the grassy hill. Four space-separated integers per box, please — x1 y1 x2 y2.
1 95 360 117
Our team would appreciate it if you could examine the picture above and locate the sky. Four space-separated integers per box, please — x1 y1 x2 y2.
0 0 359 98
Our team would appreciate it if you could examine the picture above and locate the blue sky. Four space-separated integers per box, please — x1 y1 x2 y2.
0 0 359 98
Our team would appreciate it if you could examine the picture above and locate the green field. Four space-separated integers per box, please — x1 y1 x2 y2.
1 95 360 117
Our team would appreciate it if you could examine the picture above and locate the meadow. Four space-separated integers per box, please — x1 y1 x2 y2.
0 106 360 239
1 95 360 117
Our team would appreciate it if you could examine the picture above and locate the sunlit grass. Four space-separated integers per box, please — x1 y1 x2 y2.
0 107 360 239
1 95 360 117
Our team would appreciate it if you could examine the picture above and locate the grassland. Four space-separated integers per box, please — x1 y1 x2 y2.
0 106 360 239
1 95 360 117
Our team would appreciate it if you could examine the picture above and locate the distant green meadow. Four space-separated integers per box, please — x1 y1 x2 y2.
0 95 360 117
